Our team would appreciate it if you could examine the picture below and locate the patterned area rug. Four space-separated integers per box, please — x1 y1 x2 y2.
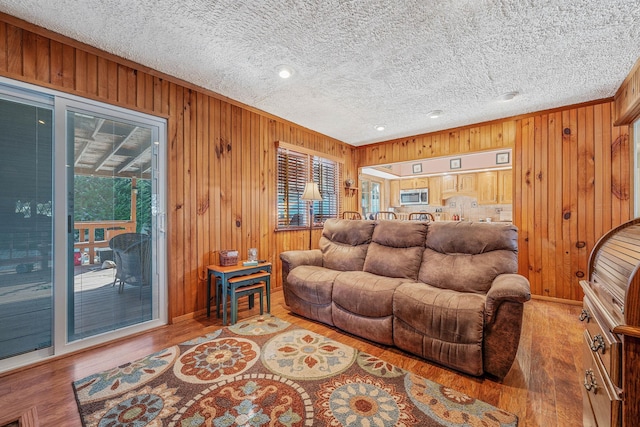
73 315 517 426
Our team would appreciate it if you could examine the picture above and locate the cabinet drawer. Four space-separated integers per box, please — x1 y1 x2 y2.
582 330 621 427
581 297 622 386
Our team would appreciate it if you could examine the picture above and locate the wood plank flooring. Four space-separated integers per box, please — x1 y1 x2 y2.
0 290 584 427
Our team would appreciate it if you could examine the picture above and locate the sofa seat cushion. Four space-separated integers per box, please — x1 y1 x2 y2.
393 282 486 376
331 271 408 346
333 271 407 318
286 265 342 325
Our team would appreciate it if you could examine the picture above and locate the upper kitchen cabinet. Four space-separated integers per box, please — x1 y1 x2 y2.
399 177 429 190
477 171 498 204
458 173 477 194
428 176 442 206
442 175 457 194
415 177 429 188
390 180 400 207
498 170 513 204
399 179 414 190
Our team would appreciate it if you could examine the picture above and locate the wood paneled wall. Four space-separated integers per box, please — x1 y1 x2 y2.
0 12 633 316
0 15 358 321
357 103 631 301
615 56 640 125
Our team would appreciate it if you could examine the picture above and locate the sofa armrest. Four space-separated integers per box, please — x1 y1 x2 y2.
485 273 531 324
279 249 322 285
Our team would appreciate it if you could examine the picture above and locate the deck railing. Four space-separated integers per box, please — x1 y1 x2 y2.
74 220 136 264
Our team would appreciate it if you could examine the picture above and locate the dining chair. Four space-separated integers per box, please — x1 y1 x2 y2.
408 212 435 221
374 211 398 220
342 211 362 220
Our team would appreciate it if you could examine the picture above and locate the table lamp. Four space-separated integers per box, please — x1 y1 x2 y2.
300 182 322 249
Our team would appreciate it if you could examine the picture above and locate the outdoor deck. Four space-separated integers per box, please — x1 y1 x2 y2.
0 264 152 359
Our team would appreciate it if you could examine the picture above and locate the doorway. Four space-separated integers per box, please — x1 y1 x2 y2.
67 108 160 341
0 78 167 373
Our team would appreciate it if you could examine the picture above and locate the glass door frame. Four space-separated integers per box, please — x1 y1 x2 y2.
0 76 168 373
0 82 55 369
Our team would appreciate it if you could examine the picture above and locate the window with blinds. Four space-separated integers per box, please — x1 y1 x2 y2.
277 146 342 229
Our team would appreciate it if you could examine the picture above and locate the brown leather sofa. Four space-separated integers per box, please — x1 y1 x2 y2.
280 218 531 379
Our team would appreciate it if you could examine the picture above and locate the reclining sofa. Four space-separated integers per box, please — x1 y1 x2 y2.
279 219 531 379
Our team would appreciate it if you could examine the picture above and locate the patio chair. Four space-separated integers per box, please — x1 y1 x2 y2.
408 212 435 221
342 211 362 220
109 233 151 295
374 211 397 220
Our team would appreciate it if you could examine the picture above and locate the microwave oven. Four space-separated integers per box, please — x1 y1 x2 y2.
400 189 428 205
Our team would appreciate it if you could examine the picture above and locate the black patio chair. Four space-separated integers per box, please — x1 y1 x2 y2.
109 233 151 295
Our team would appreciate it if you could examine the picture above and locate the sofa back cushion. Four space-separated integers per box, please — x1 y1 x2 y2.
419 222 518 293
363 220 428 279
320 218 375 271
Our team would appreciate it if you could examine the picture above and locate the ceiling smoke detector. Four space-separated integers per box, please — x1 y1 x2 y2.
498 91 519 102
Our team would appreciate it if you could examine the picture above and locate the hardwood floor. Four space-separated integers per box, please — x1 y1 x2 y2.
0 290 583 427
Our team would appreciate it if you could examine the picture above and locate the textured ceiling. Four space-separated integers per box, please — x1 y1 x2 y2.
1 1 639 146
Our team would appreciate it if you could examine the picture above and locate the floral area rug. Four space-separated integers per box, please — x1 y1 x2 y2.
73 315 517 426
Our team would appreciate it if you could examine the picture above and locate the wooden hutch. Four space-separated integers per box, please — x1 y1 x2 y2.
579 217 640 426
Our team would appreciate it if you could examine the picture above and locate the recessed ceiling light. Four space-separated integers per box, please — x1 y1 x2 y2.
375 125 385 131
498 91 518 102
428 110 443 118
276 65 294 79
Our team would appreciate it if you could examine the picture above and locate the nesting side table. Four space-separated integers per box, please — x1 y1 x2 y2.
206 261 271 325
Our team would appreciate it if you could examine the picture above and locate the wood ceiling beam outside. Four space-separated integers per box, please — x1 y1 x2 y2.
94 126 139 173
117 146 151 175
73 118 104 167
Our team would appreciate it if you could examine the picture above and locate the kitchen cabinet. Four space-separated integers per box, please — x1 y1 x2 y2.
399 179 415 190
387 169 512 208
389 180 400 207
458 173 477 193
477 172 498 204
399 177 429 190
442 175 457 194
498 170 513 204
428 176 442 206
415 177 429 188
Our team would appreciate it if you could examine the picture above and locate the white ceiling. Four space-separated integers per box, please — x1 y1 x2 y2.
2 1 639 146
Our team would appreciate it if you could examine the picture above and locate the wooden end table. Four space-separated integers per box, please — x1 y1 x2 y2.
206 261 271 325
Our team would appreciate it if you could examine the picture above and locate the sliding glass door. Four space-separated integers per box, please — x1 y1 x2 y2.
0 92 54 360
0 78 167 373
67 107 160 341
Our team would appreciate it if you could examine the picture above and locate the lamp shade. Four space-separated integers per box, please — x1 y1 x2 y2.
301 182 323 201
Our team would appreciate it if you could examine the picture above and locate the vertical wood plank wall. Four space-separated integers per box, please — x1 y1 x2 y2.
0 14 633 318
615 56 640 125
0 17 358 321
356 104 631 301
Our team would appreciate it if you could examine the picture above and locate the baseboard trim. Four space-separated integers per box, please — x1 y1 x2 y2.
531 294 582 306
